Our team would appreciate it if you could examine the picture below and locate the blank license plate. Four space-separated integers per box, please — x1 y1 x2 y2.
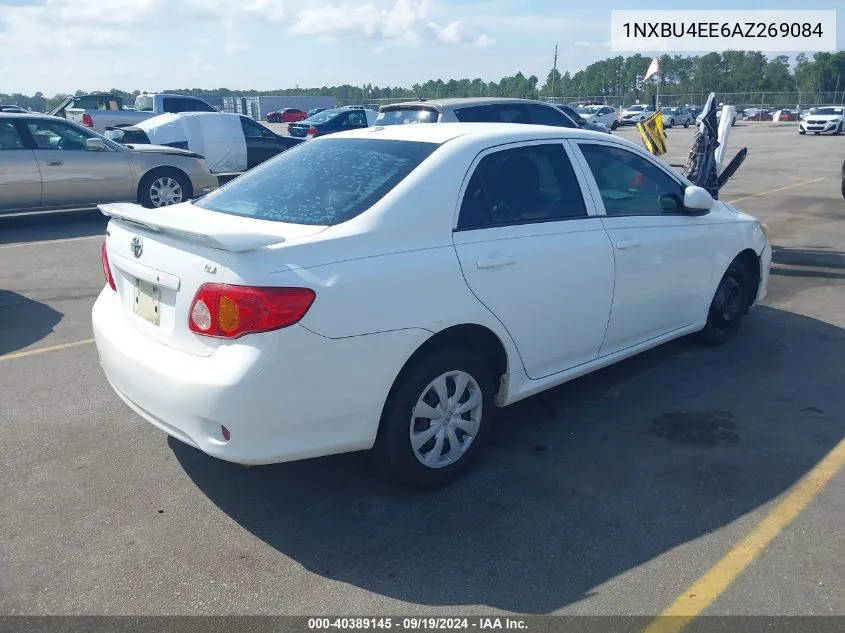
134 279 161 326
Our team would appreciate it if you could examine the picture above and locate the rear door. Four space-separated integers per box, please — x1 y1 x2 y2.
0 120 42 210
24 118 133 207
452 140 615 380
570 139 714 356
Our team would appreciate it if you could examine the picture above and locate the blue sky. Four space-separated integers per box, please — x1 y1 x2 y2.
0 0 841 94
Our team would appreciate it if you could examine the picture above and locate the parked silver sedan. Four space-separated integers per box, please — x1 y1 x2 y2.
0 113 218 213
660 107 693 128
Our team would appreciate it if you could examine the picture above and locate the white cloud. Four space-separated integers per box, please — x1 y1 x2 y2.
428 19 494 47
54 0 159 24
289 0 430 40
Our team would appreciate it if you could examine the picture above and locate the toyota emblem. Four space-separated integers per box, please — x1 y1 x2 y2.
130 237 143 258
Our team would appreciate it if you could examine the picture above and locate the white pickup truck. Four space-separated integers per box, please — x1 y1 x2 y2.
50 93 218 134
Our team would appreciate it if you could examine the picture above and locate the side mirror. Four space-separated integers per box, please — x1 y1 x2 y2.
683 185 714 212
86 137 106 151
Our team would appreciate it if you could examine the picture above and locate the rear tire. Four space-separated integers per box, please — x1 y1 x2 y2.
375 347 495 489
694 260 749 346
138 169 192 209
666 119 673 128
836 123 843 136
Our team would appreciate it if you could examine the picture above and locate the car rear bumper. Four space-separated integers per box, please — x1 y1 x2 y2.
92 287 430 465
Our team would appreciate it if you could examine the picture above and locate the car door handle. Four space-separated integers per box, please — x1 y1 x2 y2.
476 257 516 269
46 160 63 166
615 240 641 250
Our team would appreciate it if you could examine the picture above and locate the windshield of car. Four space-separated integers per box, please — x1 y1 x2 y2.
627 105 646 112
578 106 602 115
814 107 844 116
375 107 440 125
193 138 439 226
305 109 341 123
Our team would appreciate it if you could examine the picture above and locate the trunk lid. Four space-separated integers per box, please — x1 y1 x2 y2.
100 202 326 356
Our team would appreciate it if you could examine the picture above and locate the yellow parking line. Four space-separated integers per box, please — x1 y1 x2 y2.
0 235 103 250
727 178 826 204
0 338 95 363
643 435 845 633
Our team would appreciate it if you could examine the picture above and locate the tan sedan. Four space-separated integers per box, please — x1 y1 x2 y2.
0 113 219 213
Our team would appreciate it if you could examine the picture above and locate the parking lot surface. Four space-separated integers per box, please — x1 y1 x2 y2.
1 123 844 617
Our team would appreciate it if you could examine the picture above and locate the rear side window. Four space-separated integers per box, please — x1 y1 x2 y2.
457 143 587 229
194 138 438 225
0 122 25 150
375 108 439 125
454 104 531 124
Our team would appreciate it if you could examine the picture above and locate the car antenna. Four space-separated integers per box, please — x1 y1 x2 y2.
413 85 426 102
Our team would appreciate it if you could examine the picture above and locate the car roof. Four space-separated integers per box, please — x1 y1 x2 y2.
320 121 638 146
0 112 52 119
379 97 560 112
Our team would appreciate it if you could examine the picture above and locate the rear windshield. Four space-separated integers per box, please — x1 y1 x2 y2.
305 109 341 123
134 95 154 112
375 107 439 125
194 138 438 225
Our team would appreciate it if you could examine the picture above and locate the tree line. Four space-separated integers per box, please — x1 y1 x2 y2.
3 51 843 112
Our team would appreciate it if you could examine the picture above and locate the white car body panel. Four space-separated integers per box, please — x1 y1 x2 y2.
92 123 771 467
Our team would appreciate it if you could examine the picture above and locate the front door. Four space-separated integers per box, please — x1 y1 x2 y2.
23 118 132 207
571 140 714 356
240 117 285 168
0 120 41 210
452 141 615 380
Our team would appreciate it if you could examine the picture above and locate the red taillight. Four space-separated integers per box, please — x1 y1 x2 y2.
82 113 94 128
101 241 116 291
188 283 315 339
307 126 319 136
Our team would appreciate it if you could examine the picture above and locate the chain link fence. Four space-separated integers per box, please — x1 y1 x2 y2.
339 92 845 110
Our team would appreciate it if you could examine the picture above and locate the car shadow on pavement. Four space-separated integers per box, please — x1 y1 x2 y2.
0 209 107 245
172 306 844 614
0 291 63 356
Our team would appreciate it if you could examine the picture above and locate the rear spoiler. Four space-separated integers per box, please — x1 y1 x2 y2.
99 202 287 252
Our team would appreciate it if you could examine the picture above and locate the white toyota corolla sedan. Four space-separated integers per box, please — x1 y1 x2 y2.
93 123 772 488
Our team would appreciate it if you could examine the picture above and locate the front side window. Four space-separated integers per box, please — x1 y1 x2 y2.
454 104 531 124
578 143 685 216
26 120 94 150
241 117 270 138
527 104 576 128
194 138 438 225
457 143 587 229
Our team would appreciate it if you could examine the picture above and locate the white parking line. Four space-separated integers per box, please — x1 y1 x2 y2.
0 235 103 250
0 338 96 363
727 178 826 204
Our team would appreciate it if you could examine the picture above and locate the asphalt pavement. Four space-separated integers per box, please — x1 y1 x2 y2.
1 123 843 617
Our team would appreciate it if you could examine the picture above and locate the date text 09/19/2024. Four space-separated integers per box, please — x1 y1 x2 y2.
307 618 528 630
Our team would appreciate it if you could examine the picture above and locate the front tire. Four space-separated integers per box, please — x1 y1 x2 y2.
799 128 806 135
694 261 749 346
684 119 690 128
138 169 192 208
375 348 495 488
611 120 619 131
666 118 674 128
